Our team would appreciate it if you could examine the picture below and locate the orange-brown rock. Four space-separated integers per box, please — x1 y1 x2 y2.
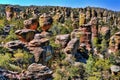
24 17 39 30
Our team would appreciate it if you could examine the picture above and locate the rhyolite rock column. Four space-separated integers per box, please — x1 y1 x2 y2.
53 12 62 22
91 9 97 18
90 17 98 41
103 10 108 23
39 13 53 37
109 36 116 53
79 11 86 26
71 24 92 51
70 11 75 21
64 38 79 56
64 38 79 62
97 9 102 19
86 7 91 22
79 25 92 51
27 34 53 63
100 26 110 51
55 34 70 48
5 6 14 21
114 32 120 51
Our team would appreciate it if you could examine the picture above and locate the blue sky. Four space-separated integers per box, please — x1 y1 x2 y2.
0 0 120 11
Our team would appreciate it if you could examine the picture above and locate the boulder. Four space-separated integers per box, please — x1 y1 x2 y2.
4 40 24 51
110 65 120 72
28 39 42 47
28 38 49 47
64 38 79 55
55 34 70 48
71 24 92 51
99 26 110 40
34 34 43 39
113 31 120 51
71 29 81 39
15 29 35 42
28 47 45 63
40 31 53 38
91 9 97 17
24 17 38 30
27 37 52 63
26 63 53 79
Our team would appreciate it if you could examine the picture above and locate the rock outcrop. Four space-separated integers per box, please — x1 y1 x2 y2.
109 32 120 53
39 13 53 31
4 40 24 51
5 6 14 21
25 63 53 80
27 35 53 63
79 11 85 26
24 17 39 30
55 34 70 48
64 38 79 55
15 29 35 42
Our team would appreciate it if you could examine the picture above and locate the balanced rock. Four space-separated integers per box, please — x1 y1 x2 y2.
27 37 51 63
24 17 39 30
